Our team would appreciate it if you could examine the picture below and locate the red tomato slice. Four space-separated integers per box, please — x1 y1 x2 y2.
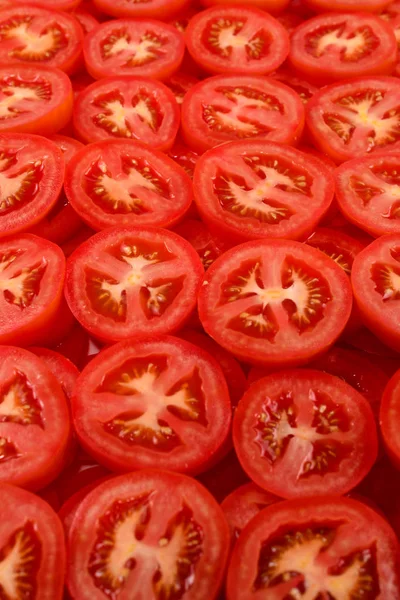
298 144 337 170
335 152 400 237
380 369 400 469
53 451 110 505
272 70 318 105
200 0 290 12
305 0 391 11
290 12 397 85
193 141 334 245
73 9 99 35
0 483 65 600
198 238 353 367
197 449 249 503
64 140 192 231
29 347 79 403
233 369 377 498
185 6 290 75
0 346 71 490
92 0 190 18
221 482 279 542
172 219 228 271
84 19 185 81
48 134 84 165
381 0 400 68
73 76 179 149
9 0 82 12
226 496 400 600
67 470 230 600
164 71 199 106
181 75 305 153
72 335 231 474
0 64 72 136
0 234 66 346
65 226 203 343
167 140 199 179
306 76 400 163
59 477 111 537
352 233 400 351
0 133 64 236
52 323 90 370
0 5 84 74
61 225 95 258
28 192 83 245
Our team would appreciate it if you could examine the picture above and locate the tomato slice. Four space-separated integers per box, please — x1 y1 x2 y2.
381 0 400 73
73 76 179 149
193 140 334 245
335 152 400 237
306 76 400 163
73 9 99 35
9 0 82 12
352 233 400 351
0 234 66 346
28 192 83 245
185 6 290 75
197 449 249 503
67 470 230 600
305 0 391 11
29 346 79 403
172 219 228 271
181 75 304 153
167 139 199 179
272 70 318 105
72 335 231 474
0 63 72 136
59 477 111 537
65 226 203 343
84 19 185 81
92 0 190 18
234 369 377 498
0 346 70 490
379 369 400 469
226 496 400 600
164 71 199 106
221 482 279 542
198 238 352 367
0 5 84 74
0 483 65 600
64 140 192 231
48 134 84 165
290 12 397 85
0 133 64 236
200 0 290 12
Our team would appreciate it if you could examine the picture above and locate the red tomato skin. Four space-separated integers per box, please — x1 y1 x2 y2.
92 0 191 19
380 369 400 469
200 0 290 13
29 346 79 403
304 0 391 11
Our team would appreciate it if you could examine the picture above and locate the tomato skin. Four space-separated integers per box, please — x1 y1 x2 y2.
181 75 305 153
289 12 397 85
67 470 230 600
305 0 391 11
29 346 79 403
185 6 290 76
92 0 190 19
200 0 290 13
73 9 99 35
226 496 400 600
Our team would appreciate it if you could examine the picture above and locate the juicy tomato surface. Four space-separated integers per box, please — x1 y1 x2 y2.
73 76 180 148
290 12 397 84
380 368 400 467
65 226 204 342
7 0 82 11
272 70 318 105
65 139 192 231
0 5 84 74
200 0 290 12
193 140 334 245
93 0 191 19
73 9 99 35
233 369 377 498
164 71 199 106
48 134 84 165
198 238 352 367
226 496 400 599
28 192 83 245
0 133 64 237
306 76 400 163
335 152 400 237
172 219 228 271
67 470 230 600
167 141 199 179
83 19 185 81
0 346 71 491
352 233 400 352
305 0 391 10
0 483 66 599
185 6 290 75
29 346 79 402
72 335 231 474
181 75 304 153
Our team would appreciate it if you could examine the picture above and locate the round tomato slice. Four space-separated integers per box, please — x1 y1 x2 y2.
0 133 64 237
221 483 279 542
290 12 397 85
28 192 83 245
65 226 204 343
306 76 400 163
193 141 334 245
0 234 66 346
233 369 377 498
304 0 391 11
335 152 400 237
48 134 84 165
181 75 304 153
73 76 179 149
67 470 229 600
167 140 199 179
198 239 352 367
200 0 290 11
0 483 65 600
381 0 400 71
0 63 72 135
72 335 231 474
185 6 290 76
64 140 192 231
352 233 400 352
29 347 79 403
7 0 82 12
272 70 318 105
226 496 400 600
92 0 190 18
0 5 84 74
0 346 71 490
172 219 228 271
84 19 185 81
73 9 99 35
164 71 198 106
